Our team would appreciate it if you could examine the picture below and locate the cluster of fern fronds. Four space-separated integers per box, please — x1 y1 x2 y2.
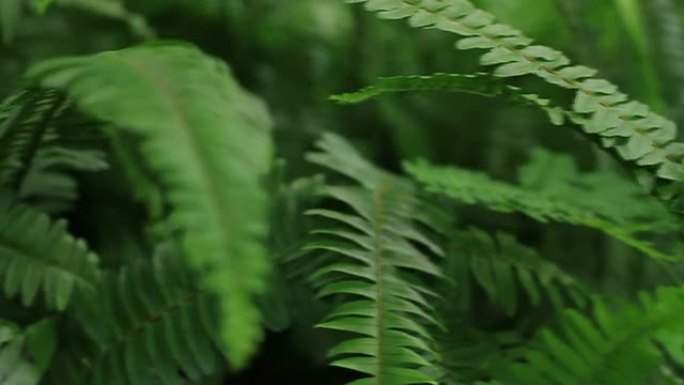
0 0 684 384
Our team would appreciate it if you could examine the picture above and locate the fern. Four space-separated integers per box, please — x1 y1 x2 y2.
518 148 676 233
49 243 222 385
405 159 676 262
496 287 684 385
0 191 99 310
0 318 56 385
344 0 684 209
0 89 108 213
446 228 589 316
331 73 566 126
25 42 274 368
300 133 443 385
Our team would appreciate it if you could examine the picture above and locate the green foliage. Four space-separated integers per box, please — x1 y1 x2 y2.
26 43 274 368
497 287 684 385
0 89 108 213
344 0 684 210
446 228 589 315
1 1 684 384
331 73 566 125
405 159 676 262
0 191 98 310
300 133 443 385
49 244 222 385
0 319 56 385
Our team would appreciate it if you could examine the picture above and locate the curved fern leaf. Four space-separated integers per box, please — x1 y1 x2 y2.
331 73 567 126
405 159 676 262
50 243 221 385
0 191 99 310
497 287 684 385
301 133 443 385
343 0 684 210
447 228 590 316
26 42 274 368
0 319 57 385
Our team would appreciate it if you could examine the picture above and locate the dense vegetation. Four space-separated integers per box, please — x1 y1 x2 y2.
1 0 684 384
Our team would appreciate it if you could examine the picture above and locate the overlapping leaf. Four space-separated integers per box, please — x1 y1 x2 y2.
343 0 684 211
26 43 273 368
49 244 221 385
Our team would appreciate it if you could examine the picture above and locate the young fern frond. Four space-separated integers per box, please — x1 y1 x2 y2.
446 228 590 316
0 191 99 310
26 42 274 368
49 244 222 385
344 0 684 210
0 318 57 385
301 133 443 385
496 287 684 385
405 159 677 262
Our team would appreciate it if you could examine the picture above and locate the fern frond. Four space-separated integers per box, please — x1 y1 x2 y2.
518 148 677 233
301 133 443 385
331 73 566 126
496 287 684 385
446 228 589 316
50 243 222 385
0 318 56 385
0 89 108 213
405 159 676 262
0 191 99 310
344 0 684 209
26 42 273 368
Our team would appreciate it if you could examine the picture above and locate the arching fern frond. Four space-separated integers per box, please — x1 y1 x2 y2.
446 228 590 316
49 243 222 385
496 287 684 385
405 159 676 262
26 42 274 368
300 133 443 385
331 73 566 126
0 318 56 385
0 191 99 310
343 0 684 210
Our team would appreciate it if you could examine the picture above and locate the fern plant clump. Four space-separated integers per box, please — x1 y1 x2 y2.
0 0 684 384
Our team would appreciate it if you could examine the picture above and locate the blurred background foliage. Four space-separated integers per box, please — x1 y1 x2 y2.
3 0 684 382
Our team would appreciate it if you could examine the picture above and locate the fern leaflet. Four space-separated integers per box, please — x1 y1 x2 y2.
0 319 56 385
